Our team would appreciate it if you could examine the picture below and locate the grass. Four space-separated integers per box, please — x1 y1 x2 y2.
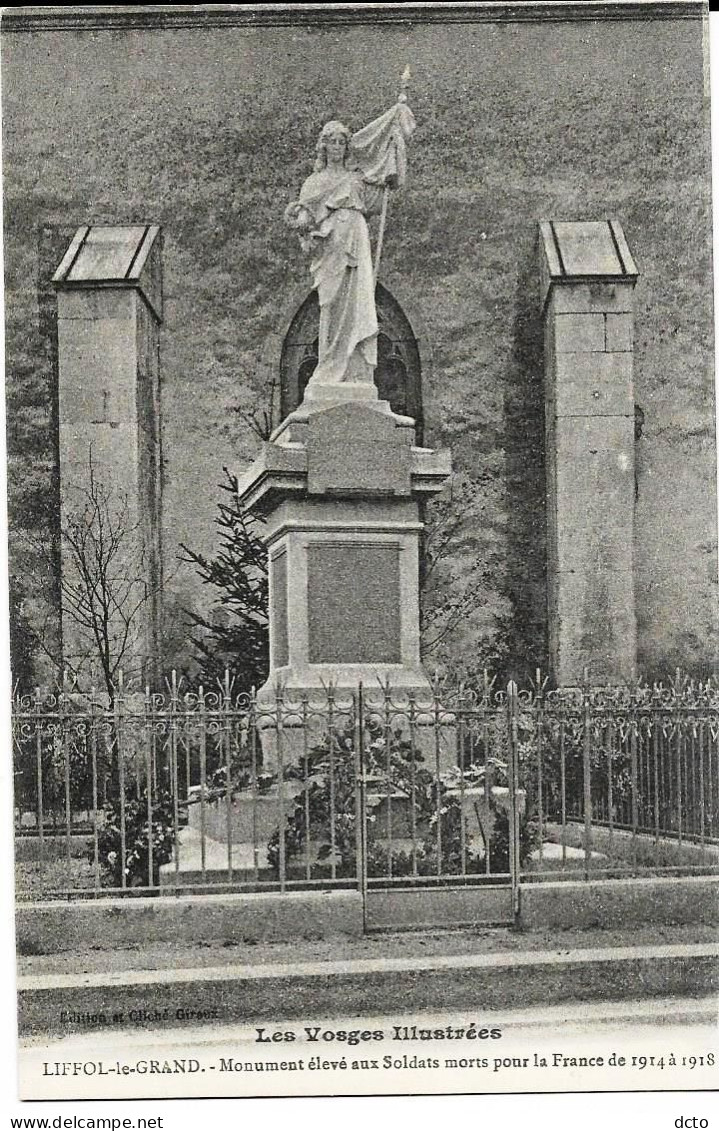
524 822 719 881
15 858 96 902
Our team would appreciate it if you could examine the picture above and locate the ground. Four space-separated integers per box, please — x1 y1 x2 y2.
17 922 718 974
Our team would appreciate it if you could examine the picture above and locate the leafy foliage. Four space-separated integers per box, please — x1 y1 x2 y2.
93 787 177 888
266 721 538 879
516 710 633 825
266 727 359 876
9 575 37 691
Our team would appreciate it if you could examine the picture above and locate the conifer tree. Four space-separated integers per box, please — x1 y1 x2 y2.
180 470 269 693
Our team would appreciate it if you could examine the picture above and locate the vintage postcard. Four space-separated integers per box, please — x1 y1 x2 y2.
2 0 718 1107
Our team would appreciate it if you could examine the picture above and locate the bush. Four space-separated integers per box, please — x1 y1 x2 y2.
93 787 177 887
266 722 539 879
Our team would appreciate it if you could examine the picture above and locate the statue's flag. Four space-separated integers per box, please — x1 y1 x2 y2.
350 97 416 188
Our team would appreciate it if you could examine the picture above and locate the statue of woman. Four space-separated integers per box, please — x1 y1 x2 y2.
284 95 415 394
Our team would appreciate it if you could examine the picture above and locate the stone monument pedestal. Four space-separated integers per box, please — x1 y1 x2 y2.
237 396 452 772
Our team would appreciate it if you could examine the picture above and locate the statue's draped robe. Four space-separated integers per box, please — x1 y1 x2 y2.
298 101 416 388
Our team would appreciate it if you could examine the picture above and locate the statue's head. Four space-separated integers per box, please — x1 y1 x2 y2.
314 120 351 171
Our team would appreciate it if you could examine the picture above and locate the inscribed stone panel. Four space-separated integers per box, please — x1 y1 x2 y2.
552 222 624 277
67 226 147 281
271 550 289 668
307 404 410 496
307 543 401 664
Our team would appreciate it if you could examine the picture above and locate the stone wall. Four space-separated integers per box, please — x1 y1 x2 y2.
3 9 716 680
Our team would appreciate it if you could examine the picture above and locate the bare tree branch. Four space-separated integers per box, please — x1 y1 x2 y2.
26 453 163 701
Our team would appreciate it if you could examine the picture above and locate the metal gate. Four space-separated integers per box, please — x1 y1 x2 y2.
354 681 520 930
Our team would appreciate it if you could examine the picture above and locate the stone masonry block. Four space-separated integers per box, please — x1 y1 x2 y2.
57 289 135 321
307 403 411 496
549 282 635 315
554 414 635 474
554 353 633 417
58 319 136 421
553 569 637 684
553 454 634 575
551 414 635 581
544 319 556 399
554 440 634 508
552 509 634 575
60 425 139 479
605 313 633 352
554 313 605 353
519 878 719 930
16 891 364 953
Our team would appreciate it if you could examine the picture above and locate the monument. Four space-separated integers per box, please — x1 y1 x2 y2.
237 72 452 753
177 74 455 879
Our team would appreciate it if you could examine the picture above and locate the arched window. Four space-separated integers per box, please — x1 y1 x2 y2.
280 284 423 442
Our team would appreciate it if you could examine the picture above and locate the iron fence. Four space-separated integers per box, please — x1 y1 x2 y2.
12 672 719 903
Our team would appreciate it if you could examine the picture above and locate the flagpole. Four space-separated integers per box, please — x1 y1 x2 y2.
373 185 391 286
373 65 411 286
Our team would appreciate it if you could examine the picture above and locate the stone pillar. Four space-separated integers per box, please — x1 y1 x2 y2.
53 224 163 684
539 220 639 684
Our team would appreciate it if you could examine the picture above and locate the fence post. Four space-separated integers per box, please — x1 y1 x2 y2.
506 680 520 925
144 683 154 890
198 683 207 883
61 672 72 873
223 670 233 885
535 669 544 871
90 686 100 892
328 683 337 883
251 688 260 884
629 685 639 874
170 670 181 890
582 669 593 881
675 667 684 847
275 682 285 893
354 682 368 932
301 692 311 883
433 686 443 879
34 686 45 872
114 672 127 890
